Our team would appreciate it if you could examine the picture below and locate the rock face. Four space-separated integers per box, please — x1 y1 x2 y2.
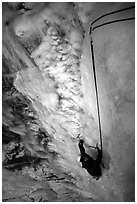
2 2 135 202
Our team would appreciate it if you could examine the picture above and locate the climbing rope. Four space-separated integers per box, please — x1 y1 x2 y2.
90 5 135 29
92 17 135 31
89 5 135 153
89 38 103 153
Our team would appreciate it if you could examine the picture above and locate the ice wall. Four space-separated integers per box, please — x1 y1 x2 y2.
2 2 135 202
80 2 135 201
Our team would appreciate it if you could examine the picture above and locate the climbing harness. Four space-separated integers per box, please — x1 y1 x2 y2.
89 5 135 154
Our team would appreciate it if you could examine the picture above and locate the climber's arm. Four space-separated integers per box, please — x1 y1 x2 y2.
78 139 85 154
95 145 102 164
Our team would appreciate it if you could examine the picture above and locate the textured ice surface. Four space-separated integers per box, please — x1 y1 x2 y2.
2 2 134 202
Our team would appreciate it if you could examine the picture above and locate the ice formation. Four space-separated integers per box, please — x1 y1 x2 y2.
2 2 135 202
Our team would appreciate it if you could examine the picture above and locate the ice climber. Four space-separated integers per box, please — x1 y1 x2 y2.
78 139 102 180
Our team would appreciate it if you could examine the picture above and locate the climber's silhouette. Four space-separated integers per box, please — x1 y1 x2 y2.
78 139 102 180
